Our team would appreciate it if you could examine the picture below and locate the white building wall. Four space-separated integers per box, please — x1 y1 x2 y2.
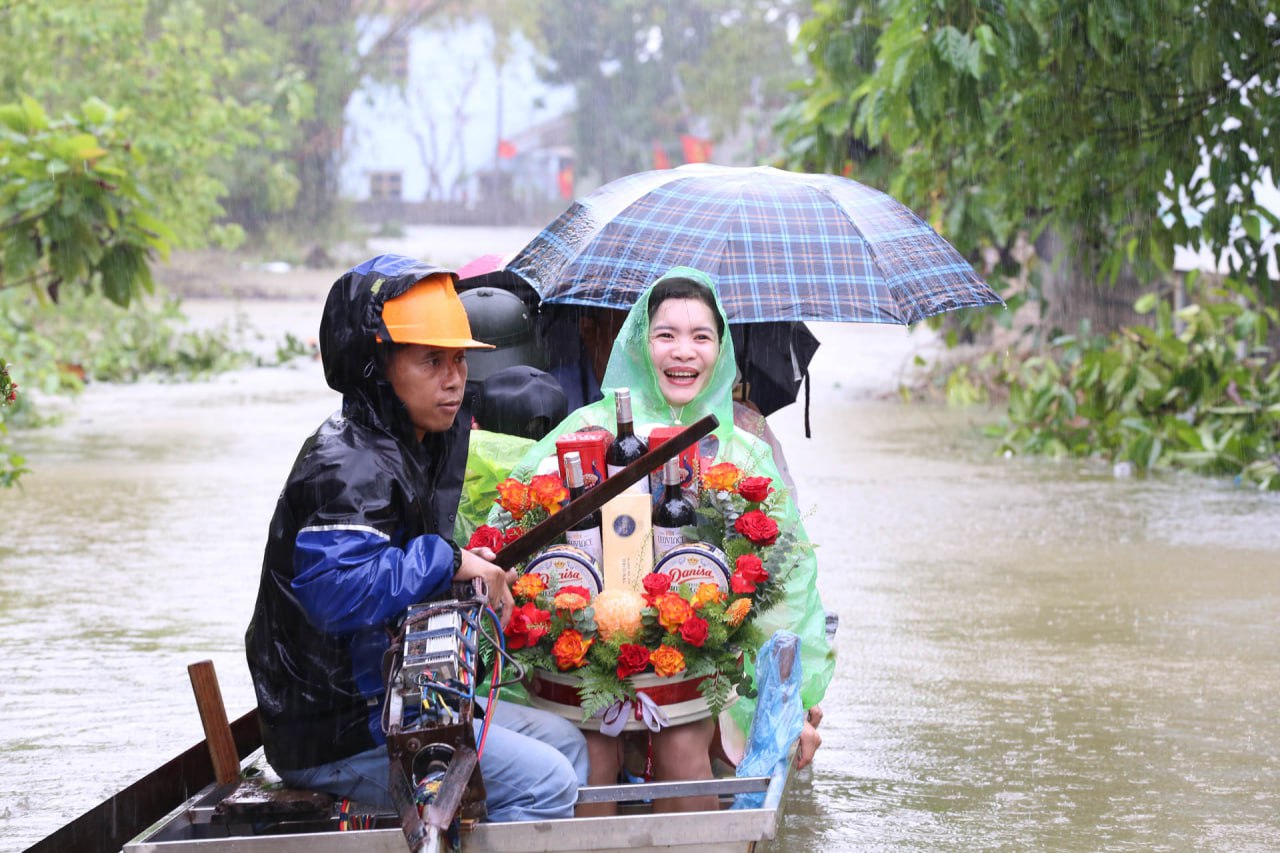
341 17 575 205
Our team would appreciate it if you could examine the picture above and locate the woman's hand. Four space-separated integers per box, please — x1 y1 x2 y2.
455 548 516 627
796 704 824 769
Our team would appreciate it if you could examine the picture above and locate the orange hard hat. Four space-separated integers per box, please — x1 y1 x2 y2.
378 273 495 349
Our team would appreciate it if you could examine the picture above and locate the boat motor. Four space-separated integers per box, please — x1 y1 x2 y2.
383 580 491 851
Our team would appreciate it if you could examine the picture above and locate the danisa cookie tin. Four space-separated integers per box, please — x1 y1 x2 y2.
525 545 604 596
652 541 732 591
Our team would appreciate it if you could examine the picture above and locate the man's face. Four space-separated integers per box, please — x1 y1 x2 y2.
385 344 468 439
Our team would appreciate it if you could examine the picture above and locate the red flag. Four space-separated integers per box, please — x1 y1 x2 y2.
557 163 575 199
653 143 672 170
497 139 518 159
680 135 713 164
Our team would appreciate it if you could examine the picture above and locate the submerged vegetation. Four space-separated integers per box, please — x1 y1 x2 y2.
0 287 310 486
957 280 1279 489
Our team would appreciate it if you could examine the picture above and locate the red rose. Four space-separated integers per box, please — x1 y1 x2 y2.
679 615 709 647
504 602 550 650
735 553 769 586
734 510 779 547
616 643 651 678
467 524 505 552
737 476 774 503
642 572 672 604
503 527 523 545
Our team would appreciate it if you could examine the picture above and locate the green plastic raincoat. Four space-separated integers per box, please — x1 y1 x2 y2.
456 428 537 543
493 267 834 752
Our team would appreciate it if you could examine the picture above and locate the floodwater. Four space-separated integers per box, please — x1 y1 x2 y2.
2 301 1278 852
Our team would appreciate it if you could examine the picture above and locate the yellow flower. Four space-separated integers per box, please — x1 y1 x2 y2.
702 461 743 492
692 583 726 610
495 478 532 520
512 573 547 599
650 644 687 678
551 629 593 670
656 593 694 633
529 474 569 513
553 591 590 614
725 598 752 627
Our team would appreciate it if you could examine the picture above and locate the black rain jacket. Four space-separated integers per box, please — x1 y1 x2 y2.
245 255 470 770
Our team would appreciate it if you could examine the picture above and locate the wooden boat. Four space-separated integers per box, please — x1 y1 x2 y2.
33 653 800 853
120 751 796 853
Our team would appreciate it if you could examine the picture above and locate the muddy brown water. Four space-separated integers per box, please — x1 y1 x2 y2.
2 303 1277 851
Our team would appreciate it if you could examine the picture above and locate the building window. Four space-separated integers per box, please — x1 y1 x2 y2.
381 34 409 83
369 171 403 202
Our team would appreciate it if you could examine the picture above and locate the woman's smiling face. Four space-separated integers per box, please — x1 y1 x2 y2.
647 297 720 407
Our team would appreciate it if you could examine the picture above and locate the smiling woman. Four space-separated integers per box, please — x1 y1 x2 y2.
646 276 725 410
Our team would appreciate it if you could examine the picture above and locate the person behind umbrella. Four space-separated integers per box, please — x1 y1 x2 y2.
245 255 587 820
494 266 833 813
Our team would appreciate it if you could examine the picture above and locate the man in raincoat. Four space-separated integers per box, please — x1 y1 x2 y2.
245 254 587 820
491 267 833 787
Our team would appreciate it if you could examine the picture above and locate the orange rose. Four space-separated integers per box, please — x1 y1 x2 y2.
551 629 593 670
553 590 589 614
702 461 743 492
725 598 752 627
495 478 532 520
650 644 686 677
512 573 547 599
692 583 726 610
655 592 694 633
529 474 569 513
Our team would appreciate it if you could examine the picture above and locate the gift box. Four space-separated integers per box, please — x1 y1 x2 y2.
555 428 613 489
646 425 701 500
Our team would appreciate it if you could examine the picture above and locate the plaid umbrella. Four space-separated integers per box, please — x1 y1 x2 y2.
507 163 1002 326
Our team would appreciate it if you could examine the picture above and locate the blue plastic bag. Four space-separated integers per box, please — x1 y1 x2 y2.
732 630 804 810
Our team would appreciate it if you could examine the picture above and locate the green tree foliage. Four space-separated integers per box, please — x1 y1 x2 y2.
0 0 300 251
778 0 1280 301
779 2 1280 487
528 0 810 184
0 97 170 307
0 0 311 486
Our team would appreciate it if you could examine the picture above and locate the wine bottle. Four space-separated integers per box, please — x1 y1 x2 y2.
562 452 604 565
605 388 649 494
652 456 695 558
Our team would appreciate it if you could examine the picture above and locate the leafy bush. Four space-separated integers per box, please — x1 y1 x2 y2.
994 280 1279 489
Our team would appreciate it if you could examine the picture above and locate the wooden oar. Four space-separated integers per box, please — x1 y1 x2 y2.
27 663 261 853
493 414 718 569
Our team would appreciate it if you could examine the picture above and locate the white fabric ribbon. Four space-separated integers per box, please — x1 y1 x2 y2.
597 691 671 737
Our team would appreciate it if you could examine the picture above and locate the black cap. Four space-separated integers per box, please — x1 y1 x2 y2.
474 366 569 441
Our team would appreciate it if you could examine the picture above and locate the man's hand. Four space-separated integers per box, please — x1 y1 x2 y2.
455 548 516 627
796 704 824 769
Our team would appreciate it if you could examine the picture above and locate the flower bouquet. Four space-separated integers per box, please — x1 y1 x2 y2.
470 457 802 731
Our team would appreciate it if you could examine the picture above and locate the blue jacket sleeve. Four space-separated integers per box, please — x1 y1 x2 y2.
291 525 459 635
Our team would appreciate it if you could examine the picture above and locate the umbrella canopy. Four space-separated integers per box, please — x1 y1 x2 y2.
507 163 1002 326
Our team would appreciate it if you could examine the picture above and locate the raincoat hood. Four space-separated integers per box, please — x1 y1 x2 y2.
320 254 459 440
599 266 738 440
